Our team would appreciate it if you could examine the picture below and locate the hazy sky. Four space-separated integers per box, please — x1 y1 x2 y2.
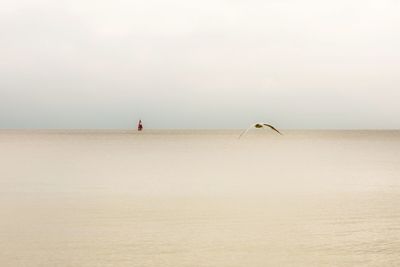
1 0 399 129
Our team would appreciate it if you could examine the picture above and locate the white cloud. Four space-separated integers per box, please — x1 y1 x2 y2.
0 0 399 128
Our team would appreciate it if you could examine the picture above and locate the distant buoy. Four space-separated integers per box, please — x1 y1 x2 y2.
138 120 143 131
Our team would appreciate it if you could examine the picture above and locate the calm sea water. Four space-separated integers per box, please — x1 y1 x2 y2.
1 130 400 266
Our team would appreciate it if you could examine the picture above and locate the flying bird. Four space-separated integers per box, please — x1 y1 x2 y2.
239 123 283 138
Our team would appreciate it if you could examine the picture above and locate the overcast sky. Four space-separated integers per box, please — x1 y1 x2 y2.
1 0 399 129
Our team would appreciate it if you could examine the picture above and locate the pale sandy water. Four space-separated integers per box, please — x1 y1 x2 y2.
1 130 400 266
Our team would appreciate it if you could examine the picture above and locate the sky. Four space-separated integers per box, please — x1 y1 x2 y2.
1 0 399 129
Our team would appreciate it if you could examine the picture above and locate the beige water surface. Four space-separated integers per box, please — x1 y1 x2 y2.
1 130 400 266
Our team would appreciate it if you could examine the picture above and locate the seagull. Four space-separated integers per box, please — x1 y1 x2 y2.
239 123 283 138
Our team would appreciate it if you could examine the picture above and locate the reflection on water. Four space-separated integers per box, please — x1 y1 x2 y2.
1 130 400 266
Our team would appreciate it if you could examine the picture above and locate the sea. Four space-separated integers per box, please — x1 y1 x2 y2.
1 130 400 266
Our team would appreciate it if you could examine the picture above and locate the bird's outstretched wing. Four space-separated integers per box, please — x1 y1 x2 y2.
238 124 255 139
263 124 283 135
